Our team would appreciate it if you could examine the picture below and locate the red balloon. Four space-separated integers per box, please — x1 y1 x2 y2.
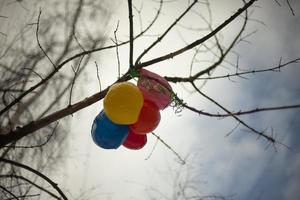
123 130 147 150
129 100 161 134
137 69 172 110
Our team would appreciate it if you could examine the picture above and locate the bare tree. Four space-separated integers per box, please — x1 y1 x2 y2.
0 0 112 199
0 0 299 199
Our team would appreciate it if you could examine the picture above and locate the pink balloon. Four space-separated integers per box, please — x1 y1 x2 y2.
137 69 172 110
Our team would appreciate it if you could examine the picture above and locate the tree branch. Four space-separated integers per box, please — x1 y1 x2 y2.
0 73 131 147
0 2 160 118
36 9 56 70
0 158 68 200
128 0 134 68
136 0 257 68
190 82 275 143
135 0 198 65
0 175 60 200
0 185 19 200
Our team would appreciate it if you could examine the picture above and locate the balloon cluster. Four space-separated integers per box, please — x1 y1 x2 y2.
91 69 172 150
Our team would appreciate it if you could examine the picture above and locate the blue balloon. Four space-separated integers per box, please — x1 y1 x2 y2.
91 110 129 149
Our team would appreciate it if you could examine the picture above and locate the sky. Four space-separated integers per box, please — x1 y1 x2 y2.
1 0 300 200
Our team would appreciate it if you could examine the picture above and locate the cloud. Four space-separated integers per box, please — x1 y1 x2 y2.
43 0 300 199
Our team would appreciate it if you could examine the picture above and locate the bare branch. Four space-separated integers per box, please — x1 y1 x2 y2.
73 33 86 51
4 122 59 149
225 122 241 137
68 56 84 106
0 72 131 147
0 32 7 37
0 185 19 200
94 62 102 92
273 0 281 6
0 4 161 117
173 92 300 118
128 0 134 68
286 0 295 15
36 9 56 70
135 0 198 65
3 194 40 200
136 0 257 68
195 57 300 81
166 57 300 82
190 82 275 143
0 175 60 200
133 2 144 33
23 68 43 81
113 21 121 78
37 42 100 119
0 158 68 200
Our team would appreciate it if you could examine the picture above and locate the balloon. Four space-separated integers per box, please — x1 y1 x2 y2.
104 82 144 124
91 111 129 149
137 69 172 110
129 100 160 134
123 130 147 150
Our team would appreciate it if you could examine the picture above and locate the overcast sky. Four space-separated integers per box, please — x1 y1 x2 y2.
63 1 300 199
1 0 299 200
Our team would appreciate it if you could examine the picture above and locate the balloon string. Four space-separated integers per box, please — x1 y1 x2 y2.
150 132 186 165
144 135 159 161
170 92 185 115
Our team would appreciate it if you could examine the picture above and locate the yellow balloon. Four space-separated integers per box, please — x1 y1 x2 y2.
104 82 144 124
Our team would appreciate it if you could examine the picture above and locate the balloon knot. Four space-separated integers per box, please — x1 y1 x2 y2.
129 68 140 78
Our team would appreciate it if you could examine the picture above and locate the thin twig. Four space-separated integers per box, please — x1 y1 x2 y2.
69 55 84 106
133 3 143 33
286 0 295 15
225 122 240 137
113 21 121 78
36 9 56 70
94 62 102 92
0 32 7 37
273 0 281 6
68 33 87 106
73 33 86 51
23 68 43 80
